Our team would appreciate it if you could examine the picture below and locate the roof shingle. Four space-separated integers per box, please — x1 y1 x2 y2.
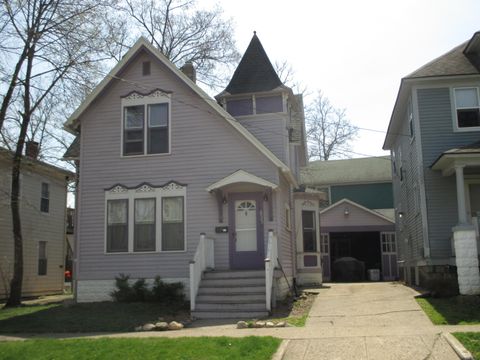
224 33 283 94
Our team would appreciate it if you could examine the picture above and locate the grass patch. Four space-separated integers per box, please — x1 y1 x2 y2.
416 296 480 325
0 336 281 360
0 301 188 333
453 333 480 359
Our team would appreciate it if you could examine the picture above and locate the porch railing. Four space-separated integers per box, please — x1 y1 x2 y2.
189 233 215 311
265 230 278 312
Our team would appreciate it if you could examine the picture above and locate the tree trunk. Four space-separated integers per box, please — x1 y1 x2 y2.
5 44 34 308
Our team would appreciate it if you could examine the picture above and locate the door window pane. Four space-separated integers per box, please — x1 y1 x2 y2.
107 199 128 252
162 197 184 251
235 201 257 252
134 198 156 252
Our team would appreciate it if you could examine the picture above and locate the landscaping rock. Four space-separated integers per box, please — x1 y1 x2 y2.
168 321 184 330
265 321 275 328
253 321 266 328
142 323 156 331
236 321 248 329
275 321 286 327
155 322 169 331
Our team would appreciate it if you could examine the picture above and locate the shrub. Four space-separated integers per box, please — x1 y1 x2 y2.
111 274 185 304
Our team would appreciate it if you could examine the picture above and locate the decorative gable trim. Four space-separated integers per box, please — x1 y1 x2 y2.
121 88 172 100
64 37 297 187
105 180 187 193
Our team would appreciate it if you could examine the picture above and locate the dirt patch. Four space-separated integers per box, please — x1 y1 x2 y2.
268 291 317 326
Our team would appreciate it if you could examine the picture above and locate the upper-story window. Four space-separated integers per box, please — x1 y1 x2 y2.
122 89 171 156
226 94 283 117
454 87 480 129
40 182 49 213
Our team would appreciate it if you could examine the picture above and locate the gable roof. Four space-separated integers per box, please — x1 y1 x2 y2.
63 135 80 160
302 156 392 186
384 31 480 150
63 37 297 186
405 41 479 79
223 32 283 95
320 198 394 224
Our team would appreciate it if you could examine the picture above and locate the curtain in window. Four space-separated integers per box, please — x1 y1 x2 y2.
107 199 128 252
134 198 156 251
162 197 184 251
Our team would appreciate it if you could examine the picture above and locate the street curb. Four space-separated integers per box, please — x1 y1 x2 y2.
443 333 473 360
271 339 290 360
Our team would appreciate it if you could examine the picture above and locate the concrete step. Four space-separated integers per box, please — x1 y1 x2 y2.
203 270 264 279
191 310 269 319
200 277 265 287
197 293 265 303
198 285 265 295
195 302 266 311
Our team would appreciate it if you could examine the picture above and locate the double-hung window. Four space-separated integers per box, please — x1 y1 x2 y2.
105 183 186 253
302 210 317 252
107 199 128 252
454 87 480 129
122 90 171 156
40 183 49 213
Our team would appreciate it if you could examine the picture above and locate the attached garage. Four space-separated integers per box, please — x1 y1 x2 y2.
319 199 397 282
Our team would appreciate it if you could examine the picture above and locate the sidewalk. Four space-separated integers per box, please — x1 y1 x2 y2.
0 283 477 359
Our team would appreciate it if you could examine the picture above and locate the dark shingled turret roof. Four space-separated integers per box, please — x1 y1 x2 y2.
224 32 283 94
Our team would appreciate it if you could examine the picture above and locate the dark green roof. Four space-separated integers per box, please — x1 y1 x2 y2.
224 32 282 94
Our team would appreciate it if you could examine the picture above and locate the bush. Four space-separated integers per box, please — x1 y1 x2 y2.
111 274 184 304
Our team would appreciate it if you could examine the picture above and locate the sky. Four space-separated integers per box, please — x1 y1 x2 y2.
201 0 480 158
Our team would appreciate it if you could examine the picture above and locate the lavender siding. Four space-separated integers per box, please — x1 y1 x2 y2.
275 173 294 277
77 50 280 280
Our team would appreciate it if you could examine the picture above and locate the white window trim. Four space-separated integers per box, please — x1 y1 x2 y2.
104 183 186 254
451 86 480 132
40 181 50 216
120 90 172 157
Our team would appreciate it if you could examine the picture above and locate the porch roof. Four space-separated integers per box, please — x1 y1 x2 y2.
206 169 278 192
431 142 480 176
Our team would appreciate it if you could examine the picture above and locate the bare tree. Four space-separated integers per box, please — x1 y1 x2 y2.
118 0 240 89
274 60 308 95
1 0 117 307
306 91 358 161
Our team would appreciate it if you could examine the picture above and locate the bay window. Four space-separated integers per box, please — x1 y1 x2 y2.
105 182 186 253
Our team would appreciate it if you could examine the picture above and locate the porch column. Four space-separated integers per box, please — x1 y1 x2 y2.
453 164 480 294
455 165 468 225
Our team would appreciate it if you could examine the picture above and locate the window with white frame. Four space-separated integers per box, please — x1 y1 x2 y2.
122 90 171 156
302 210 317 252
105 182 186 253
38 241 47 275
454 87 480 129
40 182 49 213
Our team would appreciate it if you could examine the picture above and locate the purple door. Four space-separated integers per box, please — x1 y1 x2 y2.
229 193 265 270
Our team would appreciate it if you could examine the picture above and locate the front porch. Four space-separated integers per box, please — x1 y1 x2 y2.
432 143 480 294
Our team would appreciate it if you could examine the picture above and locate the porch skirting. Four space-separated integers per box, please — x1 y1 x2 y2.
75 278 189 303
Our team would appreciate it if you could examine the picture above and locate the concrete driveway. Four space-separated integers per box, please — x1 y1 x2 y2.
283 282 459 360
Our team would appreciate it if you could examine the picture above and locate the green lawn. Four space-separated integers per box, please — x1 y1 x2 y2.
453 333 480 360
0 302 187 333
416 296 480 325
0 337 281 360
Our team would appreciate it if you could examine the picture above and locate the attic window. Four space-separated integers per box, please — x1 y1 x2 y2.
454 87 480 129
142 61 151 76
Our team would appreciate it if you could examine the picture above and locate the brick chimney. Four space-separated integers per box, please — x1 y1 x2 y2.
180 61 196 83
25 141 39 159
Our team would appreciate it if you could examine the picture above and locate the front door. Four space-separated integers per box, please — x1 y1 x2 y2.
229 193 264 269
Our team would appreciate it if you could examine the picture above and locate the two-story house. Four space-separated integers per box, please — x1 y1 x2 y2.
383 31 480 295
64 33 321 318
0 142 73 299
301 157 396 282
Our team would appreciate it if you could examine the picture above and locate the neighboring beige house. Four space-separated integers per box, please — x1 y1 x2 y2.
0 143 74 299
